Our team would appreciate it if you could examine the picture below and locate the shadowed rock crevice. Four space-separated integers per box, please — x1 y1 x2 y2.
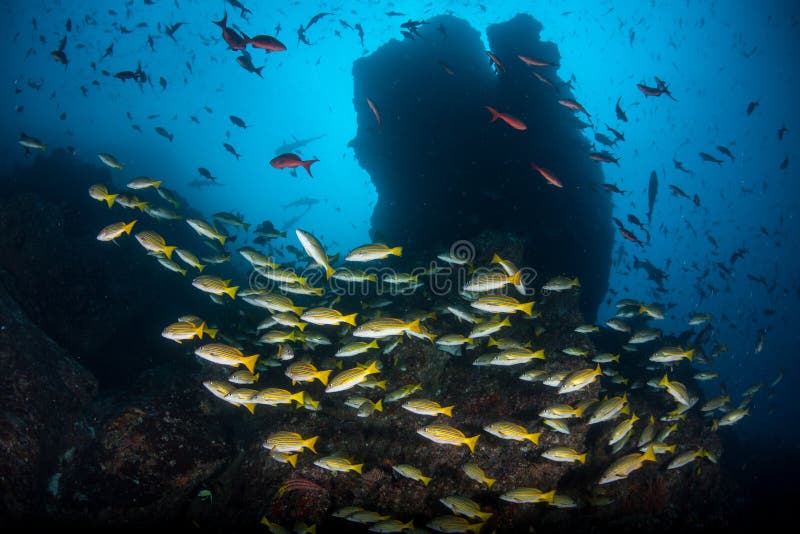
351 14 612 319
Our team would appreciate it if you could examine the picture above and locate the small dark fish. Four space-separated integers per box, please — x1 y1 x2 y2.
620 227 645 247
159 76 167 90
147 34 155 51
602 183 626 194
594 133 616 147
229 115 247 128
730 248 748 265
185 60 193 74
668 184 690 199
693 194 700 207
673 158 693 175
66 18 72 32
190 115 200 124
51 36 68 65
615 97 628 122
707 234 719 249
588 151 620 165
114 70 137 82
354 24 364 48
606 124 625 142
226 0 253 19
198 167 217 181
80 86 88 96
204 106 213 114
100 43 113 60
699 152 723 165
779 156 788 170
746 101 759 115
778 123 788 140
647 170 658 225
486 50 505 74
386 11 405 17
339 19 352 30
146 114 160 119
223 143 241 160
297 24 311 46
716 145 735 161
165 21 188 41
132 124 141 132
236 54 263 77
306 12 333 30
155 126 174 142
59 112 67 120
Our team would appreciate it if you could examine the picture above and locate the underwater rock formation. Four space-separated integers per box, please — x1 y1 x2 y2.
351 14 613 320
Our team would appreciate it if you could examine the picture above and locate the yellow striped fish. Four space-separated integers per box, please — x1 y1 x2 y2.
228 370 259 385
202 380 237 402
194 343 259 373
296 228 335 279
191 275 238 299
313 455 363 474
97 220 137 242
470 294 534 316
88 184 118 207
541 446 587 464
161 320 217 343
247 293 304 315
335 340 379 358
417 424 479 453
467 316 511 339
558 364 602 394
402 399 454 417
345 243 402 262
285 360 332 386
259 329 300 344
326 360 381 393
599 445 657 484
462 463 495 489
134 230 176 259
157 257 186 276
186 218 226 244
426 515 484 533
499 487 556 504
483 421 541 444
259 267 307 285
392 464 431 486
353 318 422 338
439 496 493 521
463 270 523 293
174 248 206 272
254 388 305 407
262 431 318 453
301 307 358 326
127 176 162 189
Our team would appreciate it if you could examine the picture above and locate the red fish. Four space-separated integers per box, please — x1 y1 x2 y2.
270 153 319 177
620 228 644 247
517 55 557 67
213 12 247 50
533 71 556 90
558 98 591 117
531 162 563 188
484 106 527 131
245 35 286 52
486 51 506 74
367 98 381 127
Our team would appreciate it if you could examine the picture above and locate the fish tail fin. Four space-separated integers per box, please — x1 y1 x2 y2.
225 285 239 299
196 321 206 339
485 477 496 489
241 354 259 374
685 348 694 361
255 66 264 78
594 363 602 375
440 405 454 417
364 360 381 375
526 432 541 445
420 475 431 486
286 454 298 468
152 180 162 188
105 194 119 208
642 444 657 462
465 337 474 345
487 336 498 347
295 322 307 331
508 270 522 286
518 301 535 316
304 435 318 454
391 246 403 256
302 159 318 177
122 220 137 234
291 391 305 406
196 263 206 272
579 453 587 464
243 222 251 232
218 234 227 245
213 12 227 28
658 374 669 387
491 253 503 264
464 434 480 453
205 327 218 339
352 463 364 475
243 403 256 415
341 313 357 326
179 267 187 276
367 339 379 349
292 305 306 316
374 380 386 391
406 318 422 334
574 406 584 417
500 316 512 327
162 245 176 260
485 105 499 122
542 490 557 504
316 369 332 386
373 399 383 412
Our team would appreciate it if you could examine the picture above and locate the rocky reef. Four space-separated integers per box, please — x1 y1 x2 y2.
350 14 613 322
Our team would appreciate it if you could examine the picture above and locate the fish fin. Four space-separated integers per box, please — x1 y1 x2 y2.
304 435 319 454
316 369 332 386
342 313 358 326
440 405 454 417
527 432 542 445
642 444 657 462
508 270 522 286
105 194 119 208
373 399 383 412
122 220 137 234
296 322 307 331
205 327 217 339
391 246 402 256
685 348 694 361
162 245 176 260
225 285 239 299
325 265 335 279
518 301 535 316
351 463 364 475
374 380 386 391
287 454 298 468
152 180 162 189
485 477 496 489
241 354 259 374
243 403 256 415
420 475 431 486
485 105 499 122
463 434 480 453
291 391 305 406
658 374 669 387
301 159 319 177
406 318 422 334
579 453 587 464
542 490 557 504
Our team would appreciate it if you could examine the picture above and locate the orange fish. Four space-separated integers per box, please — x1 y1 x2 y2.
558 98 591 117
367 98 381 127
531 162 563 188
486 51 505 74
485 106 527 131
270 153 319 177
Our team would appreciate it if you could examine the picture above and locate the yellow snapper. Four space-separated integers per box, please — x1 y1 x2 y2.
598 445 657 484
353 318 422 338
462 462 495 488
499 487 556 504
345 243 402 262
186 218 227 245
469 294 534 316
194 343 258 373
541 446 586 464
192 275 238 299
326 360 381 393
463 270 523 293
88 184 118 207
313 455 363 474
417 424 479 452
392 464 431 486
285 360 332 386
263 431 318 453
295 228 335 279
301 307 357 326
135 230 176 259
96 220 137 242
439 495 492 521
402 399 454 417
483 421 541 444
558 364 602 394
161 320 217 343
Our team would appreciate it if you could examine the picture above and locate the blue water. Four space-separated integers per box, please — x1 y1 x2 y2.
2 0 798 442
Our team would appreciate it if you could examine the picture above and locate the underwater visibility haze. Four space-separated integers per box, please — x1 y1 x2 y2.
1 0 799 531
